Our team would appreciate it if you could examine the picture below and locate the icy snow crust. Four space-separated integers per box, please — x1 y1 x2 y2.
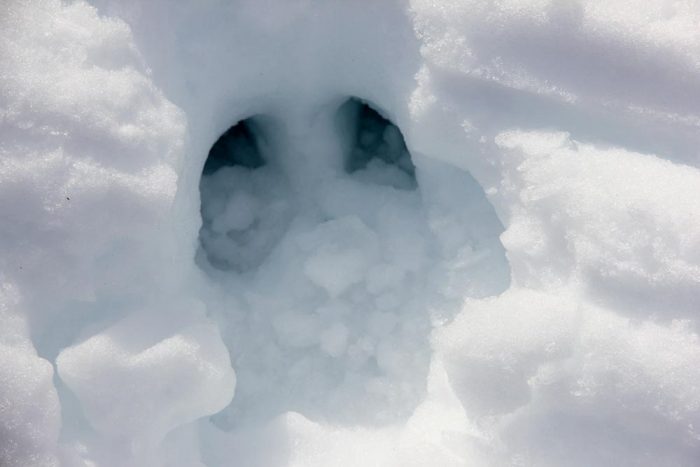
1 0 700 466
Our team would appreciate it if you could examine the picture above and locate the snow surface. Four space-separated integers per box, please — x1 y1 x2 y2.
1 0 700 466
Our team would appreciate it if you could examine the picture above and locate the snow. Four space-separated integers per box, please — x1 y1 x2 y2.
1 0 699 466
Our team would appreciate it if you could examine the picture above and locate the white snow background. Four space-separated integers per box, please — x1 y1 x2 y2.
1 0 700 466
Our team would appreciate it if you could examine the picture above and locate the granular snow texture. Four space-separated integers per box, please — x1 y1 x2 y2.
1 1 699 466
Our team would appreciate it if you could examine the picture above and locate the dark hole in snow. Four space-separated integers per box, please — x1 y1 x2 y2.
336 97 416 189
202 117 266 175
198 115 292 272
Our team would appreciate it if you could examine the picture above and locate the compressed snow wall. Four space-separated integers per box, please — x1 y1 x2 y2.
1 0 700 466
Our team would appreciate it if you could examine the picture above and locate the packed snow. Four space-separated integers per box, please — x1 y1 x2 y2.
1 0 699 466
